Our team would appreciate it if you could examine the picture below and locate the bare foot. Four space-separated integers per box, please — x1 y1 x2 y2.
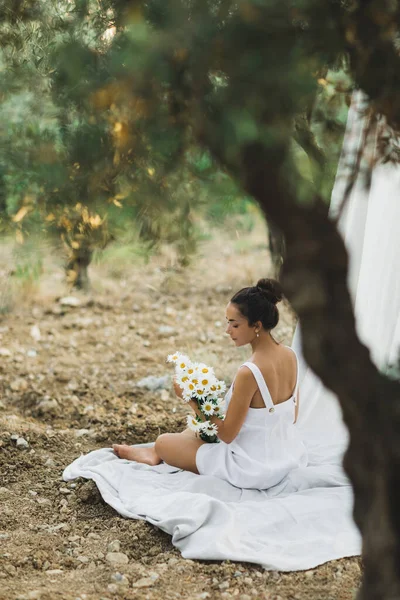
113 444 162 466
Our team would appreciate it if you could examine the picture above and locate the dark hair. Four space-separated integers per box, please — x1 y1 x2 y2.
230 278 283 330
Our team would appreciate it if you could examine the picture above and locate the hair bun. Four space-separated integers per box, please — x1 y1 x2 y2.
255 278 283 305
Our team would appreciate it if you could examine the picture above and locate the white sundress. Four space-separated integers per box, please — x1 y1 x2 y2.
196 348 308 489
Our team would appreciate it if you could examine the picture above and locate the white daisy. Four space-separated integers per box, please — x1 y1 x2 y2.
175 372 190 388
200 400 216 416
186 415 202 432
197 363 215 376
186 365 196 377
216 380 227 395
217 397 226 408
193 387 207 400
199 421 218 436
167 351 183 364
175 355 192 372
183 380 196 395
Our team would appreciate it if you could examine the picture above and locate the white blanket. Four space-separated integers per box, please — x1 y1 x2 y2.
64 92 400 570
63 445 358 570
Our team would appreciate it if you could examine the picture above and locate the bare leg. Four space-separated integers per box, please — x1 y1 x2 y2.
113 444 162 465
113 425 198 464
180 427 198 439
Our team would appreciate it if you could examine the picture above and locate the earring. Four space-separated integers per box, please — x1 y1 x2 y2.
256 331 259 338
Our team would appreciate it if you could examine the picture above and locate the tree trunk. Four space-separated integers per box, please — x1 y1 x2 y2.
65 245 92 291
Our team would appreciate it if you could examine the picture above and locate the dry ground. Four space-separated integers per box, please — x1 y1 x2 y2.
0 219 362 600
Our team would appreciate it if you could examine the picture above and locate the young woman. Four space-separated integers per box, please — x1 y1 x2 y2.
113 278 308 489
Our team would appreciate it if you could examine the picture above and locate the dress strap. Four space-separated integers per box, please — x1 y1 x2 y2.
285 345 300 403
241 362 276 413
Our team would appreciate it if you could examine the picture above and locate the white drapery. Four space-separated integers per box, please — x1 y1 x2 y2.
295 90 400 461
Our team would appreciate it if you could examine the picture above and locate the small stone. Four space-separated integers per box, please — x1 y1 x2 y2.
37 398 59 415
234 571 242 577
160 389 169 401
75 429 90 437
0 487 10 494
0 348 11 357
243 577 253 585
0 533 9 539
158 325 175 337
3 563 16 575
105 552 129 566
110 572 129 586
107 540 121 553
219 581 230 590
77 556 89 563
221 594 231 600
304 570 314 578
59 296 81 307
10 378 28 392
239 595 251 600
36 497 51 506
46 569 63 575
168 558 179 566
132 577 155 588
30 325 41 342
87 532 101 540
27 349 37 358
59 487 71 495
107 584 118 594
16 437 29 449
44 457 56 467
197 594 211 600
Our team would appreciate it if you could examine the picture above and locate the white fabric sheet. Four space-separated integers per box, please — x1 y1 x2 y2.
64 92 400 570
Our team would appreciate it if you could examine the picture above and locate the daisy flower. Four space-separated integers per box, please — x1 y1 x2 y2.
199 421 219 436
201 400 216 416
175 372 190 388
216 380 227 395
186 415 202 432
176 355 191 372
214 398 226 417
197 363 215 376
167 351 184 364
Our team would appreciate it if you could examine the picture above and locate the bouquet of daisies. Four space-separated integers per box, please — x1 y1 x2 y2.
167 351 226 443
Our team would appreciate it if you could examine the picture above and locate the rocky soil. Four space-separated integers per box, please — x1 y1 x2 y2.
0 222 362 599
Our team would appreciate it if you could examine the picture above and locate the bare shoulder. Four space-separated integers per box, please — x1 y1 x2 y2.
235 365 259 387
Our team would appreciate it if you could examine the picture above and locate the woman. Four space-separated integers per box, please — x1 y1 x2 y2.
113 278 308 489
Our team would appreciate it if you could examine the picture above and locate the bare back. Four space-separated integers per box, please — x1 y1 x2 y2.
249 345 297 409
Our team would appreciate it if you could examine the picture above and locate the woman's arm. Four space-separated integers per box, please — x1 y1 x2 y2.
177 369 257 443
209 367 257 444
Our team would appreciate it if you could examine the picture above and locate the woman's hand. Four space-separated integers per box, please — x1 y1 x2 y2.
188 399 206 422
173 379 184 399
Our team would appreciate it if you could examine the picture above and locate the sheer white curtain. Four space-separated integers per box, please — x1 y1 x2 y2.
294 90 400 462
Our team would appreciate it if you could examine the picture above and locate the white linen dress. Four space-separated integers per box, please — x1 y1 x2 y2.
196 348 308 489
